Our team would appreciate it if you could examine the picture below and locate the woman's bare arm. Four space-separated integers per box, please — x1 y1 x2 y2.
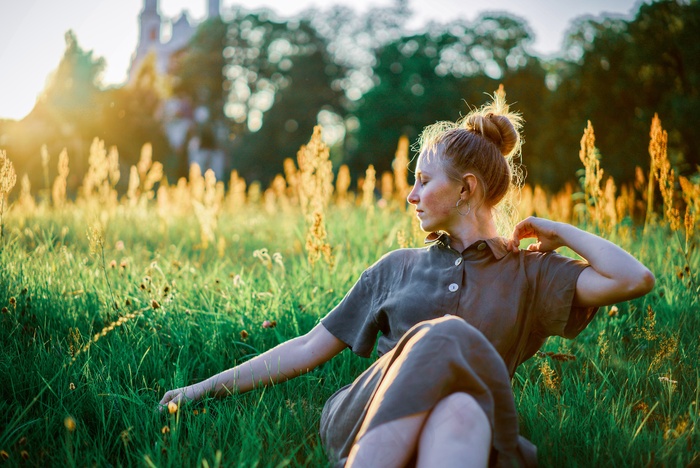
510 216 655 308
159 322 347 408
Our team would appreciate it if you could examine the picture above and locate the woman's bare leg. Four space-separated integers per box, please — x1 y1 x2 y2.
346 411 428 468
416 392 492 468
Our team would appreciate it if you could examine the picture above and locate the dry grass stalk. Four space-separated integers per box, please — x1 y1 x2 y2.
296 127 334 268
533 185 549 218
393 135 411 203
226 170 247 212
247 181 262 204
362 164 376 214
603 177 618 231
649 114 680 230
52 149 70 209
335 164 351 206
283 158 299 206
518 184 534 219
189 163 205 204
578 121 605 230
296 126 334 219
81 138 120 208
19 175 36 214
380 171 393 207
41 144 51 197
269 174 289 213
193 169 222 249
0 150 17 242
539 359 560 393
550 183 574 223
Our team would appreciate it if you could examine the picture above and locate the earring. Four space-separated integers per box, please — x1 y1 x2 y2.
455 199 471 216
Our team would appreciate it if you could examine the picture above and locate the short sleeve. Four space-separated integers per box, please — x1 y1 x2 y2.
321 268 380 358
531 251 600 339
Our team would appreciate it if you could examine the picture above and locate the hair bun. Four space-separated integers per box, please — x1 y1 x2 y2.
465 113 518 157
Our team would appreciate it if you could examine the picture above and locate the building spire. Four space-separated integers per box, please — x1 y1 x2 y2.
144 0 158 12
207 0 221 18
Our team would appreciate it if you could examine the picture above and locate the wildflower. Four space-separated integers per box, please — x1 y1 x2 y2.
115 240 125 251
86 222 105 257
193 410 199 416
262 320 277 329
151 300 161 310
161 426 170 434
64 416 76 432
69 382 75 391
201 408 207 414
167 402 178 414
1 307 7 314
20 450 28 461
9 297 15 306
0 450 8 460
120 260 128 269
240 330 249 340
658 376 678 385
608 305 619 317
539 359 560 392
109 260 117 269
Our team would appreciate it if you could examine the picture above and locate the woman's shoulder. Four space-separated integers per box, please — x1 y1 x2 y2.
368 246 428 274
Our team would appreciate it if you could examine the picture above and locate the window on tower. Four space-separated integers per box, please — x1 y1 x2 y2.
150 28 157 41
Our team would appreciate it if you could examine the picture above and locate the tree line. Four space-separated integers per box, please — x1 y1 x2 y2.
0 0 697 193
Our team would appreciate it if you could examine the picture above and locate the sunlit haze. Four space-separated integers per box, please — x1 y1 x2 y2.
0 0 641 120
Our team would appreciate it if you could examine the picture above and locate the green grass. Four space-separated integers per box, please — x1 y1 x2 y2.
0 204 698 467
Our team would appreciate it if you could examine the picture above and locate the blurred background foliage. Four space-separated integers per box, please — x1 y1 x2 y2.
0 0 698 192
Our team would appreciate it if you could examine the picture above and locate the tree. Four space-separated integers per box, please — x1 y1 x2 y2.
348 14 547 181
171 11 345 184
6 31 106 189
99 52 171 179
545 0 700 188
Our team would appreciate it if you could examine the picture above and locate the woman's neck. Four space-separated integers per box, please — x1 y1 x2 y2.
445 209 499 253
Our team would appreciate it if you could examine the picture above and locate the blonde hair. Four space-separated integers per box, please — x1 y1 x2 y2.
416 86 524 234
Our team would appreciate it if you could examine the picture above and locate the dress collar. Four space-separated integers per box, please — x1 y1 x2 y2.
424 232 509 260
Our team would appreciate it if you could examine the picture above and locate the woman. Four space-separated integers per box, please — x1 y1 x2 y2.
160 93 655 467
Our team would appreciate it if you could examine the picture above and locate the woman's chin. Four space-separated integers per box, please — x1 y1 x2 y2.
418 220 434 233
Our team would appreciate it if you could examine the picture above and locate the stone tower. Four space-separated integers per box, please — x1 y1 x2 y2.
137 0 161 55
208 0 221 18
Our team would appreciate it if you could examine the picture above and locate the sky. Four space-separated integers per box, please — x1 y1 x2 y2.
0 0 644 121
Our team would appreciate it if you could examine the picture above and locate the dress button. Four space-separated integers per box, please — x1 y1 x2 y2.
454 257 463 266
448 283 459 292
477 242 487 251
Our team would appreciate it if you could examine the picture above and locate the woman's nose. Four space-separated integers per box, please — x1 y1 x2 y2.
407 185 418 205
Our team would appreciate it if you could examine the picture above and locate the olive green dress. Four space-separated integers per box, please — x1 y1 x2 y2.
319 233 599 467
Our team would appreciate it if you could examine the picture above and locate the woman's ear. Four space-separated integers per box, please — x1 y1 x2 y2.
461 172 477 197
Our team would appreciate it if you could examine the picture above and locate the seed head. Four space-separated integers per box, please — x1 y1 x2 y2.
64 416 76 432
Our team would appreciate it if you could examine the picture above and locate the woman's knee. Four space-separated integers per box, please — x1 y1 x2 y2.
429 392 491 435
415 315 475 340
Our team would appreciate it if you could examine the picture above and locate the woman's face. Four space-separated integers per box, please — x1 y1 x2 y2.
407 150 464 233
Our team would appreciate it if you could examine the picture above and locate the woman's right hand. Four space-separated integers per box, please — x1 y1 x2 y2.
159 383 204 412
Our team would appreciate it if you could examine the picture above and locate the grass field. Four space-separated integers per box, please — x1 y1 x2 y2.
0 125 698 466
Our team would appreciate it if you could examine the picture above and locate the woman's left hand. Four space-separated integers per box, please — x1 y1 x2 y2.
509 216 564 253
